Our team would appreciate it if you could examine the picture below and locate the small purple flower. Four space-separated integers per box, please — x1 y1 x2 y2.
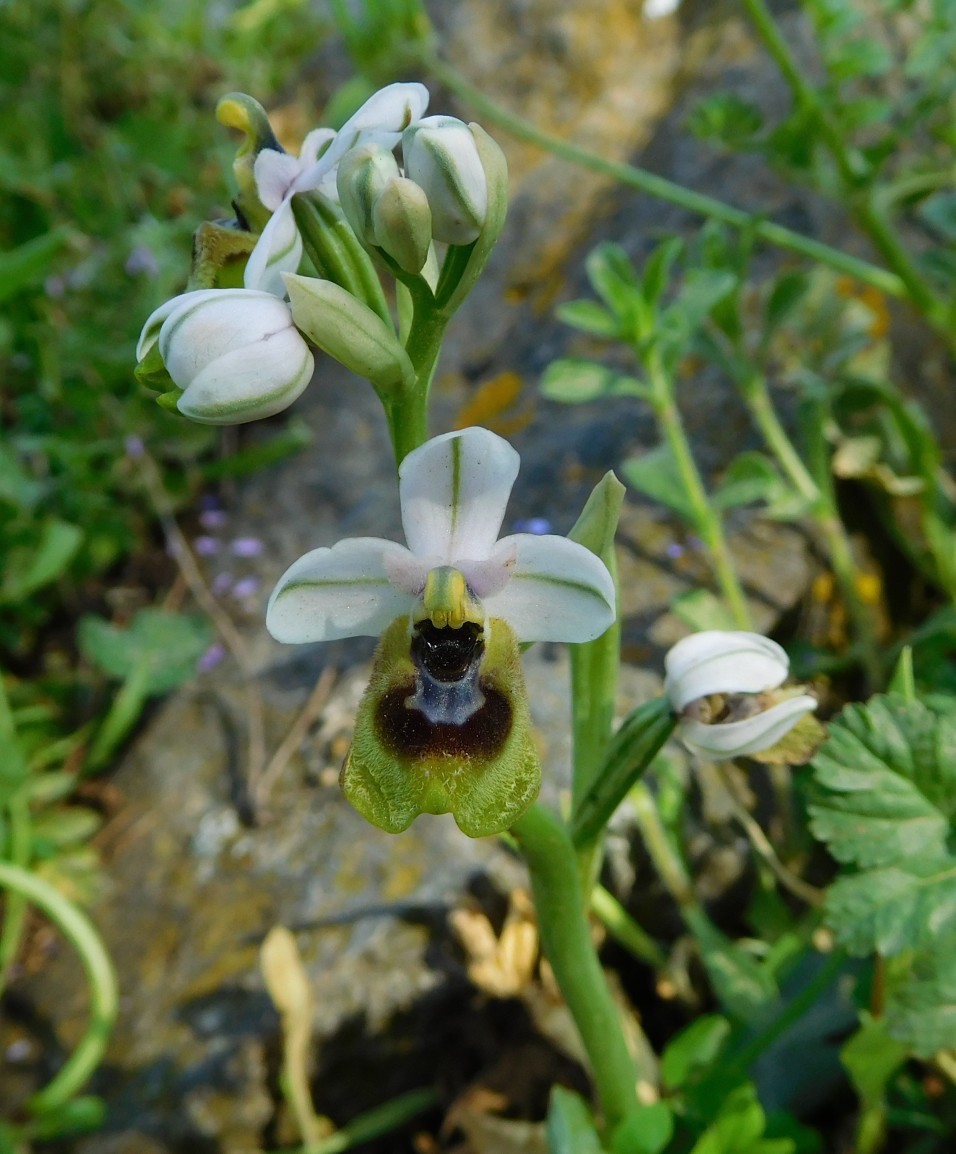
198 642 227 672
212 572 234 596
230 536 264 558
125 244 160 278
193 536 220 557
232 576 260 599
199 508 229 531
124 435 145 459
512 517 551 535
665 542 685 560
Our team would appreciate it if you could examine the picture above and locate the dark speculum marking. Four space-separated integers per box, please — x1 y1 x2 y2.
376 677 513 761
411 620 484 681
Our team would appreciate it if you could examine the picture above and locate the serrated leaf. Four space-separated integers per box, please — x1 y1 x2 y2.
809 695 956 955
546 1087 606 1154
884 937 956 1057
78 609 213 694
621 443 697 522
540 358 646 404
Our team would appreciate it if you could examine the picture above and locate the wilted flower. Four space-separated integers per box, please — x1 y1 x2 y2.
664 630 817 759
267 427 616 837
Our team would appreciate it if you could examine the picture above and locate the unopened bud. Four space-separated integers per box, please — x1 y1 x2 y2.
402 115 489 246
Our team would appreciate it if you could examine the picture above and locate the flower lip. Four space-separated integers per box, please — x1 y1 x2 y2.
266 427 617 647
677 693 818 759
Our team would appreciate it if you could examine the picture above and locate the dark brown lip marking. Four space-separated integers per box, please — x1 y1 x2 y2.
376 678 513 761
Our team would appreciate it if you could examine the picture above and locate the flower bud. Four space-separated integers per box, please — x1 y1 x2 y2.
284 273 413 391
140 289 314 424
402 115 489 246
664 631 818 760
337 146 433 275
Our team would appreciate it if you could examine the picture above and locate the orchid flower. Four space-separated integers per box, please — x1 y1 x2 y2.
664 631 818 759
266 426 615 646
245 82 429 298
267 427 616 838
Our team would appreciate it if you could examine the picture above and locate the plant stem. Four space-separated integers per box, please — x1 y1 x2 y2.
646 349 751 629
0 862 119 1113
0 791 31 997
387 283 448 464
591 884 667 971
511 803 638 1134
742 371 883 687
418 50 907 302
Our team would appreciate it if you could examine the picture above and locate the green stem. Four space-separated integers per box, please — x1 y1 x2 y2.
742 372 883 687
0 862 118 1113
83 665 151 774
268 1087 439 1154
739 0 947 330
511 804 638 1134
647 350 751 629
0 791 31 997
387 283 449 464
418 50 907 301
591 884 667 971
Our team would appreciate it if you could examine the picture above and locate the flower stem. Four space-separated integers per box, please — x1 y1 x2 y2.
0 861 119 1113
741 371 884 687
511 803 638 1134
417 50 908 303
0 791 31 997
646 349 751 629
387 282 449 464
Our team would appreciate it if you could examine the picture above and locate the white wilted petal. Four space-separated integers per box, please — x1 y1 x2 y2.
664 631 790 712
678 694 818 759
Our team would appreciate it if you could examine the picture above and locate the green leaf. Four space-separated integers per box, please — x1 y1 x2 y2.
661 1014 731 1090
0 519 83 604
671 589 739 633
917 192 956 242
712 452 792 512
640 236 684 309
546 1086 606 1154
78 609 213 695
540 358 647 404
586 242 641 316
764 272 810 334
686 907 781 1024
688 93 764 149
0 226 72 304
31 807 103 855
621 443 696 522
840 1013 907 1135
884 937 956 1057
556 299 621 337
689 1083 795 1154
611 1102 674 1154
809 695 956 955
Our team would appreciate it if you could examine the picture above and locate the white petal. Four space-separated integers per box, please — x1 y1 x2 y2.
293 82 429 195
399 427 519 561
298 127 336 168
177 330 314 424
266 538 415 643
678 695 818 759
664 631 789 712
159 290 294 382
482 534 616 643
243 201 302 297
254 150 304 211
137 289 223 361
